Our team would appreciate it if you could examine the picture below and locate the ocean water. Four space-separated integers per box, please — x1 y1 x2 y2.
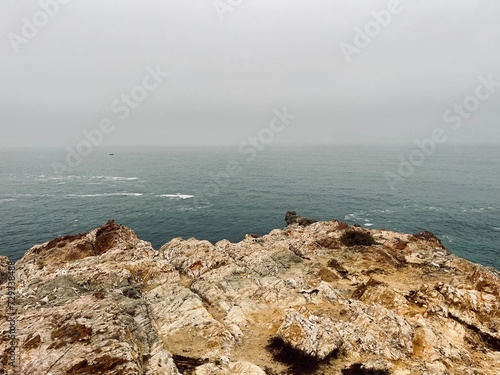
0 145 498 271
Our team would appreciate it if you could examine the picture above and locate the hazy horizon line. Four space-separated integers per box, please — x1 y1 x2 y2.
1 142 499 149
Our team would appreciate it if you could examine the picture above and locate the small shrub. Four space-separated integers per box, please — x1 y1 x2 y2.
342 363 390 375
171 355 208 374
340 230 376 247
266 336 337 375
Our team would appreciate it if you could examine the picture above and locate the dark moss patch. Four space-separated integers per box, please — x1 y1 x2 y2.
0 260 9 285
66 359 89 373
449 313 500 352
262 367 280 375
266 336 338 375
363 267 389 276
1 347 11 367
340 231 376 247
172 354 208 374
24 334 41 350
49 323 92 349
342 363 390 375
122 286 141 299
65 356 126 374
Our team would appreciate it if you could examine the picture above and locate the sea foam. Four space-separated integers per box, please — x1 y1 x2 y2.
157 194 194 200
67 193 143 198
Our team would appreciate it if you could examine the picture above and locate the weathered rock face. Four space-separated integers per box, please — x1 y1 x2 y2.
1 218 499 374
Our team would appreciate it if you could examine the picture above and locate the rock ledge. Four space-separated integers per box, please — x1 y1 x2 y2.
1 218 499 374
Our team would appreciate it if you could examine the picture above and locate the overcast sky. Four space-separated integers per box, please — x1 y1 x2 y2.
1 0 499 147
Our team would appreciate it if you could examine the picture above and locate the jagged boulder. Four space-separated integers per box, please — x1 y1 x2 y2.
276 308 342 360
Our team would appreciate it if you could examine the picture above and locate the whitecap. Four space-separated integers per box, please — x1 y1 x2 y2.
179 203 213 211
91 176 138 181
493 227 500 231
427 206 442 211
67 193 143 198
157 194 194 200
0 198 16 203
463 207 485 213
52 175 84 180
344 211 370 222
441 235 454 243
364 223 374 227
109 177 139 181
344 212 363 221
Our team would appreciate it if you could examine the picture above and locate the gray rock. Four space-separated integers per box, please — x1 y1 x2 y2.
285 211 317 226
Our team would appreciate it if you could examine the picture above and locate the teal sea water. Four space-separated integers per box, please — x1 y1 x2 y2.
0 145 498 270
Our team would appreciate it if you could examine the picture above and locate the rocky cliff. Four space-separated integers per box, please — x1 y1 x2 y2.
0 216 499 375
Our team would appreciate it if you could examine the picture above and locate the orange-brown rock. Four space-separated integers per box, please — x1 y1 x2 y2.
0 218 498 374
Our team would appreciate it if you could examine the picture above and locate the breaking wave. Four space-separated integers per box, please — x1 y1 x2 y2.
66 193 143 198
157 194 194 200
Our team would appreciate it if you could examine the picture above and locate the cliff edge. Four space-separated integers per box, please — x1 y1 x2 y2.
1 217 499 374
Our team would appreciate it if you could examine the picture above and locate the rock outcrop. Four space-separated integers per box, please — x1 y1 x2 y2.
285 211 317 227
1 218 499 374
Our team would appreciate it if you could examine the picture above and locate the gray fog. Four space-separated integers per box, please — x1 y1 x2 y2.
1 0 499 148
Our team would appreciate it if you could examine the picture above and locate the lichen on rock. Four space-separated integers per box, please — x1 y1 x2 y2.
0 215 499 374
